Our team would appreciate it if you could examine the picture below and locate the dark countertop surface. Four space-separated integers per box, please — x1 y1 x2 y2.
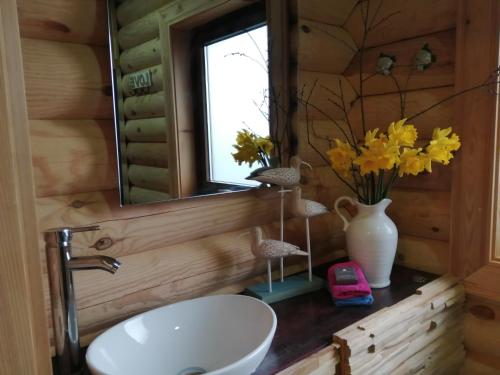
253 262 437 375
57 262 436 375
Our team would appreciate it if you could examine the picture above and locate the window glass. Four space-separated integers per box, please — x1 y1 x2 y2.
204 25 269 186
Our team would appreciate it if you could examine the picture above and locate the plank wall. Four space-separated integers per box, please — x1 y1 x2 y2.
17 0 458 357
16 0 345 351
293 0 456 276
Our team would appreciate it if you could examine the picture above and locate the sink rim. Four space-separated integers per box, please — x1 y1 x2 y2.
86 294 277 375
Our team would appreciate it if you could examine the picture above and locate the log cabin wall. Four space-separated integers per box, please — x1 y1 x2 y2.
293 0 456 276
16 0 345 353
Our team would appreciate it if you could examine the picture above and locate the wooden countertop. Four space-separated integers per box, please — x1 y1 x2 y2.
253 262 437 375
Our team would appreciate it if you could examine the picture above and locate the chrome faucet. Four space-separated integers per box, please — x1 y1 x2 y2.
44 225 121 375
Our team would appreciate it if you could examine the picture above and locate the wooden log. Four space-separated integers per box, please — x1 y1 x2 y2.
117 0 251 49
465 308 500 361
344 0 456 48
296 70 357 121
116 0 174 27
30 119 117 197
276 344 340 375
77 239 337 337
396 235 449 275
347 86 455 139
294 0 357 25
292 19 357 74
21 38 112 120
389 190 450 242
352 315 463 374
462 353 500 374
126 142 169 167
122 64 163 97
120 37 161 73
344 29 456 96
118 9 161 50
125 117 167 142
123 91 165 119
17 0 108 45
127 164 170 192
129 186 171 204
391 329 464 375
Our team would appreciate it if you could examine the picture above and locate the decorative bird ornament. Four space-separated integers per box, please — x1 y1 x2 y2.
246 156 313 283
246 156 312 187
246 226 307 293
291 186 329 281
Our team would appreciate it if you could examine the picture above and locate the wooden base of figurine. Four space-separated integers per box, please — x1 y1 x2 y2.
245 273 325 304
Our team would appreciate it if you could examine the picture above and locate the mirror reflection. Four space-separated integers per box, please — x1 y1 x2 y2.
107 0 290 205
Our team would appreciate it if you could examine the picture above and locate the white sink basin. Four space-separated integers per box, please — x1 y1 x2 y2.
86 295 277 375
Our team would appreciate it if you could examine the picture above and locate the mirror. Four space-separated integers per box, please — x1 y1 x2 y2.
107 0 291 205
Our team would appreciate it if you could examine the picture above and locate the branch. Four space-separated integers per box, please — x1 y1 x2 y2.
407 79 500 121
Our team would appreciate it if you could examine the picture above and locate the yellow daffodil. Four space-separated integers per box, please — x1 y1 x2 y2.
425 127 461 165
388 119 418 147
326 139 356 177
354 137 399 176
255 137 274 156
364 128 380 146
398 148 426 176
232 130 273 167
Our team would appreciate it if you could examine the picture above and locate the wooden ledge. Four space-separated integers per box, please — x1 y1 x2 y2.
464 263 500 303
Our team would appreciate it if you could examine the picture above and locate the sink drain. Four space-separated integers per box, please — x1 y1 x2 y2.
176 367 207 375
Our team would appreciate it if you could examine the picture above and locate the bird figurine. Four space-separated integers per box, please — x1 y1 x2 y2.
246 156 313 282
291 186 329 281
246 156 312 187
246 226 308 293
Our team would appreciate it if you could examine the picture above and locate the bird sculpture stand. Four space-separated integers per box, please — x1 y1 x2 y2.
246 156 312 283
291 186 329 281
243 225 324 304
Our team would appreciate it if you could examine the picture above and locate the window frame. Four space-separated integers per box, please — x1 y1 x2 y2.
191 2 269 193
452 0 500 302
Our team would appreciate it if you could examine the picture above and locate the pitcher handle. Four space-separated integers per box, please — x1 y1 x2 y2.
334 196 356 231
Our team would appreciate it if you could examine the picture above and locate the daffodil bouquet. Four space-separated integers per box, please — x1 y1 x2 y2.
326 119 461 205
232 129 274 168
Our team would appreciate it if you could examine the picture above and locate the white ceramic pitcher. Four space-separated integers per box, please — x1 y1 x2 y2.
334 196 398 288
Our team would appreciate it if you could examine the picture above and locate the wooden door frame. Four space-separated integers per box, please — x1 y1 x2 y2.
0 0 52 373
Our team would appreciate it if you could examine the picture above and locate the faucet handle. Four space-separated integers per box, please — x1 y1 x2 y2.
72 225 100 233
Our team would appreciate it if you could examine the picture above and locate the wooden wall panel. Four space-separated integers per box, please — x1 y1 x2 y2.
464 297 500 371
22 38 112 119
344 0 456 48
293 0 356 25
17 0 108 45
30 119 117 197
344 29 455 96
16 0 462 357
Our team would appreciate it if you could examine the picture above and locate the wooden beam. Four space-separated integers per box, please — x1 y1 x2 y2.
126 142 169 167
0 0 52 372
293 19 357 74
127 164 170 192
344 0 456 48
116 0 175 27
21 38 112 120
450 0 499 277
344 29 456 96
119 37 161 73
123 91 165 119
125 117 168 142
294 0 357 26
30 119 117 197
17 0 108 46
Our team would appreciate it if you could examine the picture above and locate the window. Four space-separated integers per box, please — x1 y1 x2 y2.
192 2 269 192
204 25 269 187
